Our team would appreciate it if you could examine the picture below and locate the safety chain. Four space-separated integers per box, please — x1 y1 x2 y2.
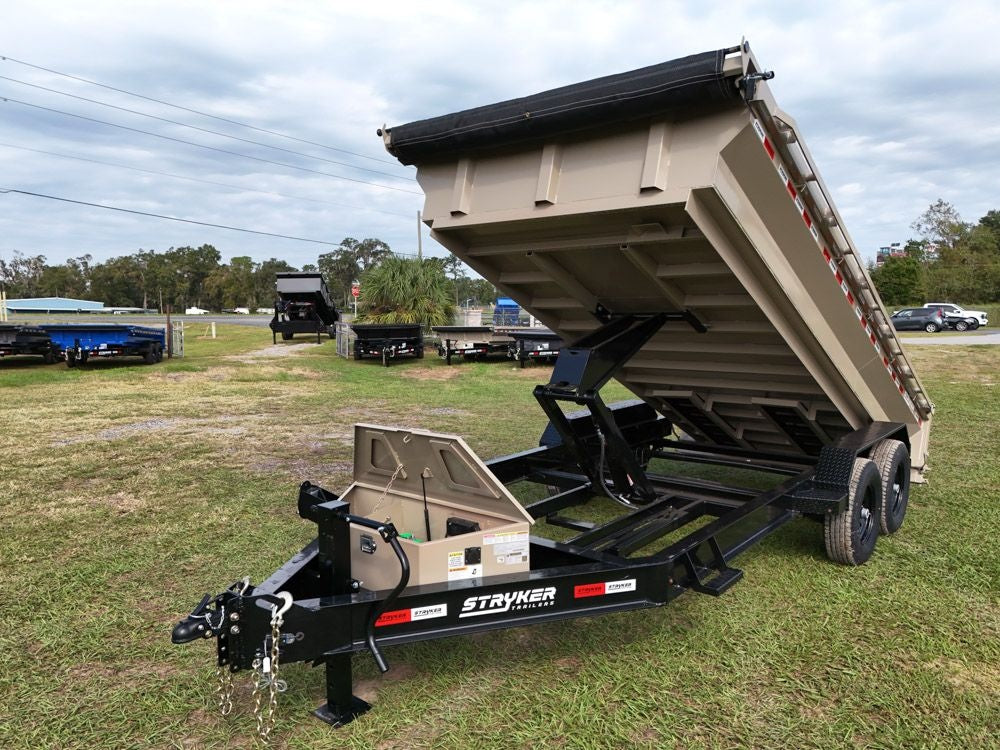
215 664 234 716
370 462 405 518
251 595 291 744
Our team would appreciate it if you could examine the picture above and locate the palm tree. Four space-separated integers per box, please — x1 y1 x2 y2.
356 256 455 326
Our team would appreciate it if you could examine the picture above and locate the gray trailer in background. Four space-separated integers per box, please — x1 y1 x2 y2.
0 324 58 363
270 272 339 344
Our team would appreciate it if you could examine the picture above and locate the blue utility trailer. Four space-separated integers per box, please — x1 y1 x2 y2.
41 324 166 367
492 297 520 326
0 324 59 363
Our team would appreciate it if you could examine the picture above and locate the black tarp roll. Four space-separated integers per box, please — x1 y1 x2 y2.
384 49 742 165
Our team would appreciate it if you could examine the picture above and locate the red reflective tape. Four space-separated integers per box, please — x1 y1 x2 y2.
803 211 812 228
899 384 905 394
860 317 867 329
574 582 606 598
786 181 796 199
835 270 843 284
763 137 775 159
883 356 890 367
846 291 855 305
375 609 411 627
822 247 832 262
870 332 877 345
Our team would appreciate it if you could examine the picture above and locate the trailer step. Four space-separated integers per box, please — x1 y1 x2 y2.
690 565 743 596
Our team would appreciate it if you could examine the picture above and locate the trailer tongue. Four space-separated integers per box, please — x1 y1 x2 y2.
172 42 930 739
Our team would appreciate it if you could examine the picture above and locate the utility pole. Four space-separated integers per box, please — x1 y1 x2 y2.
417 210 423 259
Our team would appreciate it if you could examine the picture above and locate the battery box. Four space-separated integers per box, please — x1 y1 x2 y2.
343 424 534 591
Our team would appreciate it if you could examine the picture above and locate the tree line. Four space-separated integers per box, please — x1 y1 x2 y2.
869 200 1000 305
0 237 497 313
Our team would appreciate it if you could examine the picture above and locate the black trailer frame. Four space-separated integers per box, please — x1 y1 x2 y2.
173 312 910 729
0 324 59 363
350 323 424 367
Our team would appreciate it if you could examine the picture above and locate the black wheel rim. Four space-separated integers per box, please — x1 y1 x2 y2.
889 463 905 517
859 484 877 546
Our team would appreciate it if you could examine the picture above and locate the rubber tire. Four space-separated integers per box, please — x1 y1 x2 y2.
953 320 968 332
281 332 293 341
969 320 980 330
353 348 362 361
869 439 910 534
416 346 424 359
144 347 157 364
66 353 76 368
824 457 882 566
43 349 57 364
382 350 389 367
924 322 939 333
155 345 164 363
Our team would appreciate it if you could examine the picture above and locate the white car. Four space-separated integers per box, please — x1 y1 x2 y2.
922 303 988 331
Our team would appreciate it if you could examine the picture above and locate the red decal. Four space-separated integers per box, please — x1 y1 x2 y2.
822 247 832 263
763 137 775 159
835 270 843 284
574 582 606 598
803 211 812 228
883 356 889 367
375 609 411 627
899 384 905 394
870 332 877 345
786 181 796 199
846 291 855 305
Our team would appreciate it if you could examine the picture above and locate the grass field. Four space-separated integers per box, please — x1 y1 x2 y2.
1 327 998 749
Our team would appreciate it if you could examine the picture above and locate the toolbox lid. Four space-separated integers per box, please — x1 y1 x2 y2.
352 424 534 524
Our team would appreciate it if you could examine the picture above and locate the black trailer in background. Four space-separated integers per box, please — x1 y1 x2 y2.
0 324 58 363
350 323 423 366
270 273 339 344
506 327 564 367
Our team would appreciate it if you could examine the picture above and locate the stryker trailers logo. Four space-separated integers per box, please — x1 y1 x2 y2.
459 586 556 618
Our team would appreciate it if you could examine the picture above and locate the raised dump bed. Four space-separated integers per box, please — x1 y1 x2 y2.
270 272 339 344
41 324 165 366
382 43 931 479
0 324 58 363
350 323 423 366
172 43 932 738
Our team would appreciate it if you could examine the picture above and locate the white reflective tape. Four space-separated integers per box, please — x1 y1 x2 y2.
752 119 767 142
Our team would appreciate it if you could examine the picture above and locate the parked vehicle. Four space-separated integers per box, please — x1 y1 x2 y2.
350 323 423 366
890 307 945 332
0 324 58 363
269 272 339 343
922 303 988 331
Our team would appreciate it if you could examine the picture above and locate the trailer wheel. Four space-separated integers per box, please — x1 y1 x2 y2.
155 345 164 363
416 346 424 359
824 457 882 566
382 349 390 367
353 348 362 361
144 347 157 364
66 353 77 368
43 349 57 364
869 439 910 534
281 332 293 341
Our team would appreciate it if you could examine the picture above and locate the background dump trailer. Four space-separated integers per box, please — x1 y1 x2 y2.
350 323 423 366
270 272 339 344
383 42 931 479
42 324 165 366
505 327 564 367
0 324 58 363
173 43 933 736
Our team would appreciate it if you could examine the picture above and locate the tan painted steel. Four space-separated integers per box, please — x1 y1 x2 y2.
385 45 931 479
344 424 533 590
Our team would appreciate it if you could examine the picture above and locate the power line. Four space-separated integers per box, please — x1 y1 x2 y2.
0 53 403 167
0 74 414 181
0 142 414 218
3 187 350 246
0 96 422 195
0 187 426 258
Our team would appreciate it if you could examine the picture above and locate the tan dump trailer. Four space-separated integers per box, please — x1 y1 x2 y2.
382 43 931 481
171 44 934 734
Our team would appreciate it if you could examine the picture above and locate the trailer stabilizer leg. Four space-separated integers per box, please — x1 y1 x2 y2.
314 653 371 727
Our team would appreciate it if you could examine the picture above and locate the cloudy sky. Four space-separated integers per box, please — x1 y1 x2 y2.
2 0 998 269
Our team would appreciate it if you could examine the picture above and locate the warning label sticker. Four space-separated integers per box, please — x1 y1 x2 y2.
448 550 481 581
485 531 528 566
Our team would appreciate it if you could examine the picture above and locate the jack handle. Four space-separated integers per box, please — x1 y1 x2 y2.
340 514 411 673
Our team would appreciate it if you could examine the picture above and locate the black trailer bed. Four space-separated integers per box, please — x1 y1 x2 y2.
350 323 423 366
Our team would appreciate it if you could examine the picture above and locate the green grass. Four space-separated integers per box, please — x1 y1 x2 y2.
1 328 998 749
